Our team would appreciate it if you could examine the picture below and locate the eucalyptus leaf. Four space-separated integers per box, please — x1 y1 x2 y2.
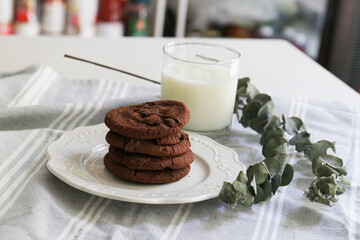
263 153 289 177
248 83 260 99
336 186 345 195
258 101 275 119
252 94 271 106
263 115 282 133
237 77 250 88
236 171 247 183
289 132 311 152
253 186 265 204
262 137 289 157
242 101 262 119
280 164 294 186
315 174 337 197
317 155 343 168
240 101 263 127
247 163 269 185
260 127 286 145
282 116 306 135
304 140 336 162
250 116 269 134
218 182 239 208
236 77 250 97
241 188 255 207
271 174 281 194
313 155 347 177
236 77 259 99
263 157 282 177
332 166 347 176
261 180 272 201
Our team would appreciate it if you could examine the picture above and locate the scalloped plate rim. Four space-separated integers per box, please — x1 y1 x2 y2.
46 123 245 204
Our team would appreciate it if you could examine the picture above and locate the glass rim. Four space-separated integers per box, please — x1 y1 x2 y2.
163 42 241 65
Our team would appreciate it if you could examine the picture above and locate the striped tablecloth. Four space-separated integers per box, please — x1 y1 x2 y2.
0 65 359 240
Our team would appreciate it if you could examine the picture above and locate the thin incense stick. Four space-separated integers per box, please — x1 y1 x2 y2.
64 54 161 85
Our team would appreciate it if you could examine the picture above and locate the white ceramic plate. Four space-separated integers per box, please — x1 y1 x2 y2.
46 123 245 204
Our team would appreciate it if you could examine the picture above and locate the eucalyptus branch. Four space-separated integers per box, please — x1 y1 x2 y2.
219 78 349 208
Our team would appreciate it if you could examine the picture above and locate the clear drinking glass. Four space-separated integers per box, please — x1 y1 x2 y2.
161 42 241 133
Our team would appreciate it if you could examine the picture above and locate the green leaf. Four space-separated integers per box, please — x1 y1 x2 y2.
262 137 289 158
241 187 255 207
304 140 336 162
219 180 252 208
260 127 286 145
240 101 263 127
253 186 264 204
247 163 269 185
261 180 272 201
304 174 341 206
271 174 281 194
219 182 239 208
289 132 311 152
236 171 247 183
258 101 275 119
282 116 306 135
316 165 336 176
336 186 345 195
264 157 282 177
263 115 282 133
264 153 289 177
313 155 347 177
236 77 250 97
236 77 259 99
317 155 343 168
315 174 337 196
280 164 294 186
249 116 269 134
252 94 271 106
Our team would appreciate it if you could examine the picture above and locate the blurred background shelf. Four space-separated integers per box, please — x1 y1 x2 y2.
1 0 359 92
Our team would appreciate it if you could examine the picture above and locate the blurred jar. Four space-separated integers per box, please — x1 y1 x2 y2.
0 0 14 35
125 0 150 36
97 0 124 38
14 0 40 36
66 0 98 37
41 0 66 35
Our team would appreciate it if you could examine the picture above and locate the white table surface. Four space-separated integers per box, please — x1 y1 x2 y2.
1 36 359 103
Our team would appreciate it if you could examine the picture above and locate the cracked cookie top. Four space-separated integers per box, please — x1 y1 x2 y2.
104 100 190 139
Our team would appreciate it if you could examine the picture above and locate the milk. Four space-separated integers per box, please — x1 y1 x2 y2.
161 62 237 132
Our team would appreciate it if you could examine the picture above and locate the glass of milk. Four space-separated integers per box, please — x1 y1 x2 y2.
161 42 240 133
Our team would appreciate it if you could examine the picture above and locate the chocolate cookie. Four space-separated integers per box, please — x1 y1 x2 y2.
108 146 194 170
104 154 191 184
106 131 191 157
156 131 186 145
104 100 190 139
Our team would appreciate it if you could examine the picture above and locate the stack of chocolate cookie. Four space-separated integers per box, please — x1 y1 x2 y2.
103 100 193 184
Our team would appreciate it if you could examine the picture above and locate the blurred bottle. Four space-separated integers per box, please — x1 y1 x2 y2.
66 0 98 37
125 0 150 36
41 0 66 35
97 0 124 38
0 0 14 35
14 0 40 36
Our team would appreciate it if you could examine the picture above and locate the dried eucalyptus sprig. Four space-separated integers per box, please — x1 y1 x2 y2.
219 78 349 208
